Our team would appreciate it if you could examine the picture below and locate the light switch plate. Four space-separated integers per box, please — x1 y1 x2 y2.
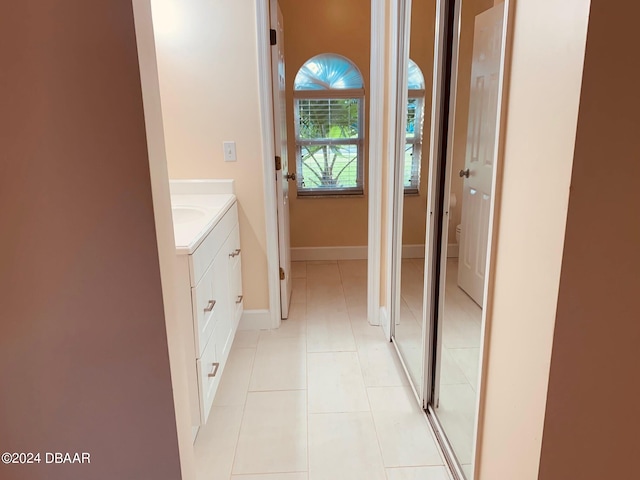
223 141 237 162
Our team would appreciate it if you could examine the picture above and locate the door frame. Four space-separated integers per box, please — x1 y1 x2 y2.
258 0 389 329
423 0 464 412
390 0 413 347
369 0 404 335
367 0 387 328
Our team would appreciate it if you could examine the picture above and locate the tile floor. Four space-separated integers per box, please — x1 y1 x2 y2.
394 257 481 471
194 260 451 480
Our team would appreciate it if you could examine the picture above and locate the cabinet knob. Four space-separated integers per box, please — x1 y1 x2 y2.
229 248 241 258
204 300 216 312
236 295 244 304
207 362 220 378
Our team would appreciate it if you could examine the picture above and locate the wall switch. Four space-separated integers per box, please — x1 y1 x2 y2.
223 141 237 162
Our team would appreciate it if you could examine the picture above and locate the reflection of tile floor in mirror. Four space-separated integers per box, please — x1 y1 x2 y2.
193 260 451 480
396 258 481 473
394 258 427 388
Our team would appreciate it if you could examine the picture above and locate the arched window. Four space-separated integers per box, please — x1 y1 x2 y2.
405 59 426 193
294 54 365 195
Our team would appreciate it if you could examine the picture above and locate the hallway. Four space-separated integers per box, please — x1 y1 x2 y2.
194 260 451 480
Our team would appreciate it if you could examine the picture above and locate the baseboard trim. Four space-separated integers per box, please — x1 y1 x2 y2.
401 245 425 258
238 309 272 330
405 244 460 258
290 243 459 262
291 246 368 261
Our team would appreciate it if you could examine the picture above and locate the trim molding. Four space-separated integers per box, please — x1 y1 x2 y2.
384 0 401 332
239 309 272 331
401 244 424 258
255 0 281 329
290 244 457 261
367 0 385 327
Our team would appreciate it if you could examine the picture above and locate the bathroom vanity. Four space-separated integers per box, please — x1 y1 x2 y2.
170 180 242 433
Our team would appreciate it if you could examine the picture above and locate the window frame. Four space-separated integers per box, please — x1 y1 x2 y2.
294 90 365 197
405 90 426 195
293 53 366 198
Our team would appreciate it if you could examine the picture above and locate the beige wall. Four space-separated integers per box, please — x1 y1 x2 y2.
475 1 591 478
151 0 269 310
281 0 370 248
538 3 640 478
0 1 182 478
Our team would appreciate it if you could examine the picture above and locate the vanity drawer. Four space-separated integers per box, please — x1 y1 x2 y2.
192 249 229 357
195 329 221 425
189 203 238 286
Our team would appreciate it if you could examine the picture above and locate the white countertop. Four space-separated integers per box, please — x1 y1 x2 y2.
171 193 236 254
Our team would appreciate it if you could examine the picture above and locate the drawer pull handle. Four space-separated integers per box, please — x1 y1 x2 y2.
204 300 216 312
236 295 244 304
207 362 220 378
229 248 242 258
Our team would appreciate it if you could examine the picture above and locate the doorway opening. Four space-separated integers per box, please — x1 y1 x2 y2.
265 0 373 325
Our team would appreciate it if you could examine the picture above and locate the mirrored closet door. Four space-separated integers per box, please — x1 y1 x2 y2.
390 0 510 478
391 0 438 395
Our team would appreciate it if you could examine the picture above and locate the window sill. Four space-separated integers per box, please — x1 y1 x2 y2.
296 191 365 199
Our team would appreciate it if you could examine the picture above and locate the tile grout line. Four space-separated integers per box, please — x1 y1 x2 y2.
303 261 311 479
338 260 390 480
230 472 308 479
227 334 259 478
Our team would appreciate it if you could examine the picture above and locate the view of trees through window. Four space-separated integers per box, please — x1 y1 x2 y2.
296 98 362 192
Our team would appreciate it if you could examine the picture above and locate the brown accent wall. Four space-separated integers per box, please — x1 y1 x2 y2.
539 2 640 478
0 1 182 479
281 0 371 248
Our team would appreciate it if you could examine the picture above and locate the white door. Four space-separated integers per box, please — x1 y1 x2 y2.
457 3 506 307
271 0 292 319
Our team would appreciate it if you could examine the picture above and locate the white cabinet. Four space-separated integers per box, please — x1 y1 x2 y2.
174 201 243 427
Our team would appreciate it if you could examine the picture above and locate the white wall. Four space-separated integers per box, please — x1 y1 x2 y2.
475 1 591 478
151 0 270 311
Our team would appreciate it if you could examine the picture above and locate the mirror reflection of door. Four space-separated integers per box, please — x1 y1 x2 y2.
435 2 507 477
457 4 504 307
